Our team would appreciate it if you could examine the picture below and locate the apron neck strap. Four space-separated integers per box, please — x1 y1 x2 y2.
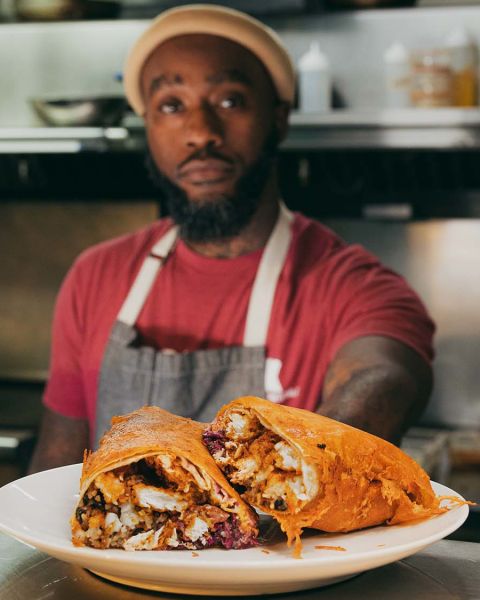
243 202 293 347
116 202 294 339
117 225 178 326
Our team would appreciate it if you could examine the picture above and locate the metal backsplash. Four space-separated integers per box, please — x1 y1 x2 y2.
324 218 480 428
0 201 157 380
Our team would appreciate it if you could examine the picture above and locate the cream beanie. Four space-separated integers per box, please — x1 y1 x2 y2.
123 4 296 116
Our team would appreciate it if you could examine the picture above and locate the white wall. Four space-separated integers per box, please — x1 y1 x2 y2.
1 5 480 125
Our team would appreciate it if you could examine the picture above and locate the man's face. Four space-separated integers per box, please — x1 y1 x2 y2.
141 34 289 241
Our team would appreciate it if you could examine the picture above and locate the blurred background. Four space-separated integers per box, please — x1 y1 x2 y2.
0 0 479 539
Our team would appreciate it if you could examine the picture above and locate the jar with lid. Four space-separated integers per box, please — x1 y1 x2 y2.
410 48 454 108
445 27 477 107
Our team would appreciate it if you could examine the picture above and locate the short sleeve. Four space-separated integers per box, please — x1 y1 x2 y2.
43 259 88 419
323 245 435 364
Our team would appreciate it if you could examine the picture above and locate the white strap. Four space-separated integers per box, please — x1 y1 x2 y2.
117 226 178 326
243 203 293 347
117 203 293 338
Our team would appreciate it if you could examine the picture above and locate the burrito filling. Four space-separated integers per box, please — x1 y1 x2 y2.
72 454 258 550
203 411 319 515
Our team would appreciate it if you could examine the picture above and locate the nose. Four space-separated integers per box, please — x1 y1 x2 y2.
185 102 224 150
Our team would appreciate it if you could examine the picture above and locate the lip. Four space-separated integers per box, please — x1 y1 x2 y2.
178 159 235 185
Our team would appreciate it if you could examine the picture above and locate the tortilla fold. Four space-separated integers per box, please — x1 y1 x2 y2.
203 396 445 554
71 406 258 551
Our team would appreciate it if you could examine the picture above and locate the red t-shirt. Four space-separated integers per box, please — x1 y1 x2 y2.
43 213 434 435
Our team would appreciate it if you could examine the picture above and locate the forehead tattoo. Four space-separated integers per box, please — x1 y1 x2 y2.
148 68 253 97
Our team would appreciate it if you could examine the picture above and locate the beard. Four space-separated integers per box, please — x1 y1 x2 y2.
146 128 279 243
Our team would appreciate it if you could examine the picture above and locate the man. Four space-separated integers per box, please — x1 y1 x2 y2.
29 5 433 472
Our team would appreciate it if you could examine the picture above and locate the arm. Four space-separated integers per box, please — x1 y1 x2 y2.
319 335 433 445
28 407 89 474
29 253 93 474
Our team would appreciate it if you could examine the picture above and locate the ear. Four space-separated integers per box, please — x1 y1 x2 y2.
273 101 290 143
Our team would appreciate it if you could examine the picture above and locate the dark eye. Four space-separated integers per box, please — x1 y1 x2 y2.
157 98 183 114
219 93 246 109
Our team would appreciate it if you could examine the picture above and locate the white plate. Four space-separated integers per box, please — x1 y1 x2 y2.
0 464 469 596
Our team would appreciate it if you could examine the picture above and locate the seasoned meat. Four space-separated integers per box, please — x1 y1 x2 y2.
203 411 318 515
71 454 257 551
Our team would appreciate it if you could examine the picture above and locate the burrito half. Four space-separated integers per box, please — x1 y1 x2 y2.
203 396 445 554
71 406 258 551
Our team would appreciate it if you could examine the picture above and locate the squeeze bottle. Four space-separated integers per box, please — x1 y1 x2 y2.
298 42 331 113
384 42 411 109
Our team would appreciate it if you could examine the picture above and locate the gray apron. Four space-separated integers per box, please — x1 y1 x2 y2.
94 203 293 447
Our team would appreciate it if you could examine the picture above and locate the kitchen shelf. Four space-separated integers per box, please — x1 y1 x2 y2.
287 109 480 150
0 127 131 154
290 108 480 127
2 109 480 153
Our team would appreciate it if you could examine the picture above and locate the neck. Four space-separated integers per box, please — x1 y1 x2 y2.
183 177 280 259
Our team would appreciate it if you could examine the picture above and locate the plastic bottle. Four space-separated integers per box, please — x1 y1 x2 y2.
298 42 331 113
445 26 477 107
384 42 411 109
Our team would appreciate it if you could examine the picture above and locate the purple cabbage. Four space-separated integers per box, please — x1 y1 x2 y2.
203 428 227 455
206 515 258 550
171 514 257 551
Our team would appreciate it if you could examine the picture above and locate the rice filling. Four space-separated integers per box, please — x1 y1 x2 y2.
203 411 319 514
72 453 256 551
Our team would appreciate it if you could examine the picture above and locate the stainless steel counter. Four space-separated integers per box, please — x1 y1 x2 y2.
0 534 478 599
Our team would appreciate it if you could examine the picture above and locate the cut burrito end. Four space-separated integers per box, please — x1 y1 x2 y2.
203 396 446 554
71 406 258 551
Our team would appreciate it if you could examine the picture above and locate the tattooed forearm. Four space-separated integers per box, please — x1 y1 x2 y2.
319 337 432 444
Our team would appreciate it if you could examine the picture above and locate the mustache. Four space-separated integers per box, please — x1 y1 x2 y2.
177 146 235 172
